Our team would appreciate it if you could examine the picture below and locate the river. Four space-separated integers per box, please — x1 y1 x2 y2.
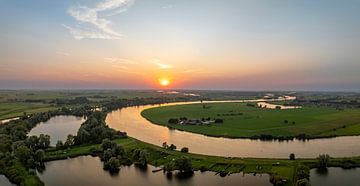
37 156 271 186
106 100 360 158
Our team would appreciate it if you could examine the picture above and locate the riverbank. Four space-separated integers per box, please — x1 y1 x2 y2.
141 102 360 139
43 137 360 186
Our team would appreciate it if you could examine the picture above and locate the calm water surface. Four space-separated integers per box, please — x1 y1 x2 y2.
106 100 360 158
37 156 271 186
0 175 14 186
29 115 85 146
310 168 360 186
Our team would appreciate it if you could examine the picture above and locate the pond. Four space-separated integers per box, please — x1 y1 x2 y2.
310 168 360 186
37 156 271 186
28 115 85 146
106 100 360 158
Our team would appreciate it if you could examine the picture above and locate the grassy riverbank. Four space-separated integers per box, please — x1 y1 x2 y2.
141 102 360 139
43 137 360 186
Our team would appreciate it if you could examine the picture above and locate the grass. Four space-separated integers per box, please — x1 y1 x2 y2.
0 102 57 120
141 102 360 138
0 89 196 120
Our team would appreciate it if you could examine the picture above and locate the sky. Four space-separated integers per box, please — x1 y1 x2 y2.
0 0 360 91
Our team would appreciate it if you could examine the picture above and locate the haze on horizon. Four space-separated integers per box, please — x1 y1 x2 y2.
1 0 360 91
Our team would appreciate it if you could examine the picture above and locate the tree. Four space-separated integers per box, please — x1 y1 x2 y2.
173 156 193 173
38 134 50 149
168 118 179 124
56 140 64 150
112 144 125 157
289 153 295 160
169 144 177 150
296 178 310 186
181 147 189 153
101 139 116 151
102 149 113 162
76 128 91 144
318 154 330 168
34 149 45 164
0 135 12 153
296 165 310 180
104 157 120 172
132 149 147 167
25 135 39 150
64 134 75 147
14 145 32 163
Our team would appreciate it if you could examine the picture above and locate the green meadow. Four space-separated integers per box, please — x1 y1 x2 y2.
141 102 360 138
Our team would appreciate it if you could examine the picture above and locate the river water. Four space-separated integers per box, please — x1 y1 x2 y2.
37 156 271 186
310 168 360 186
106 100 360 158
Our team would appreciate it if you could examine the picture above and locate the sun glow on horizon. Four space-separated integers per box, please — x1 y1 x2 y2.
159 78 170 87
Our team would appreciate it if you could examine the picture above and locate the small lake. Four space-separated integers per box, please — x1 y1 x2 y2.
310 168 360 186
37 156 271 186
29 115 85 146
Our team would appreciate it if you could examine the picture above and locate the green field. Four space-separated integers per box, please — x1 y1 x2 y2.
141 102 360 138
0 90 187 120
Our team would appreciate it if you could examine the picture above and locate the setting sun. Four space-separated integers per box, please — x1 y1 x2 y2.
159 78 170 87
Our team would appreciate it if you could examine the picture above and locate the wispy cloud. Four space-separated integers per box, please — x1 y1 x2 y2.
149 59 172 69
162 5 174 9
104 57 137 64
56 51 70 56
64 0 133 40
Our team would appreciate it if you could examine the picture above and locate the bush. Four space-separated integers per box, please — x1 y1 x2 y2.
318 154 330 168
103 157 120 172
168 144 177 150
296 178 310 186
56 140 64 150
101 139 116 151
180 147 189 153
168 118 179 124
296 165 310 180
289 153 295 160
214 119 223 123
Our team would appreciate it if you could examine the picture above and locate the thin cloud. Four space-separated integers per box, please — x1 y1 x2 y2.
64 0 133 40
56 51 70 56
162 5 174 9
107 8 128 16
104 57 137 64
149 59 172 69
